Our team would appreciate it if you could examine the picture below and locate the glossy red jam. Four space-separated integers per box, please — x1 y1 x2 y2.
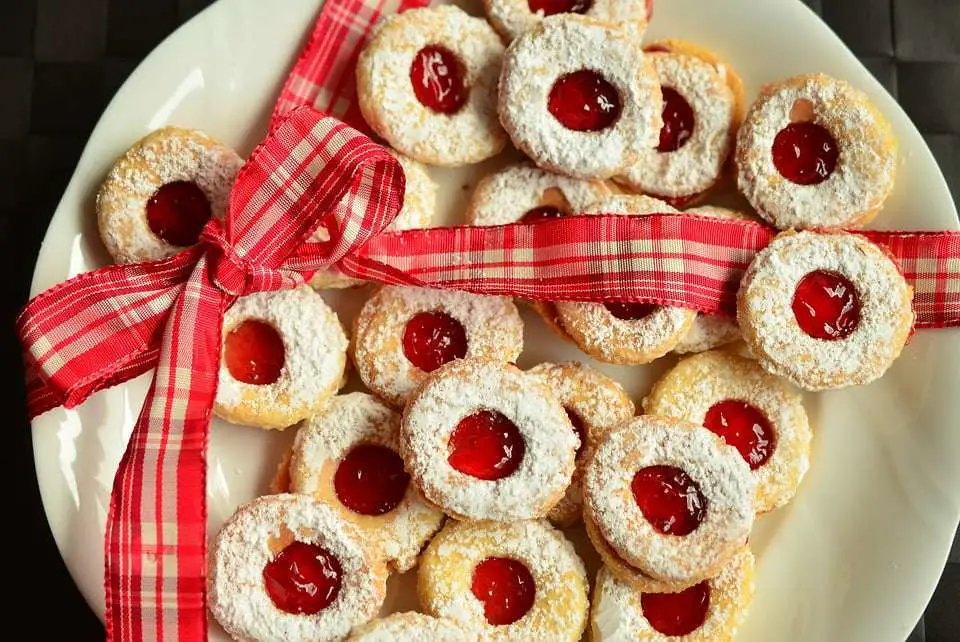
772 122 839 185
657 87 695 152
334 444 410 516
262 541 343 615
548 70 622 132
521 205 565 223
224 320 285 385
410 46 469 114
402 311 468 373
448 410 525 480
704 401 775 469
604 302 657 321
471 557 536 625
565 408 587 458
146 180 211 247
640 581 711 636
791 269 861 340
527 0 592 16
631 465 706 536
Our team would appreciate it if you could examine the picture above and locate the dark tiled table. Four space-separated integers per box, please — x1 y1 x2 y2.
3 0 958 639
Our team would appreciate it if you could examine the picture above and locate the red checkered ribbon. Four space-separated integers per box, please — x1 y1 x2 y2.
19 0 960 641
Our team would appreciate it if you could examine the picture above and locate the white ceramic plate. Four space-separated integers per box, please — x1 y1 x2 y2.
30 0 960 640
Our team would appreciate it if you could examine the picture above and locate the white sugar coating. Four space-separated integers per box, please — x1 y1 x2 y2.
499 15 662 179
737 231 914 390
352 286 524 407
583 193 679 215
215 286 348 429
348 612 478 641
618 52 737 198
464 162 610 225
356 6 506 166
401 360 578 520
582 416 755 584
97 126 243 263
643 350 812 513
591 548 755 642
735 73 897 229
418 520 589 641
290 392 445 572
208 494 386 642
483 0 649 42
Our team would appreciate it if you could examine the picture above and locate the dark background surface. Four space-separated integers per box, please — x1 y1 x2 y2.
2 0 958 639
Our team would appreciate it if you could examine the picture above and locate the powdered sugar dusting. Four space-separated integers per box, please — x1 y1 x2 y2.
484 0 649 42
348 611 477 641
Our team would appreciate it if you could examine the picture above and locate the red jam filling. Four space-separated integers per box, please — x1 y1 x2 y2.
402 311 468 373
640 581 711 636
471 557 536 625
146 180 211 247
262 541 343 615
224 320 285 385
631 465 706 536
548 70 622 132
657 87 695 152
334 444 410 516
410 46 469 115
772 122 839 185
704 401 775 470
604 302 657 321
565 408 587 458
448 410 525 480
527 0 592 16
520 205 565 223
644 44 670 53
792 269 861 340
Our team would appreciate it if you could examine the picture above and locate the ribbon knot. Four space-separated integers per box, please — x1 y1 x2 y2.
200 220 303 297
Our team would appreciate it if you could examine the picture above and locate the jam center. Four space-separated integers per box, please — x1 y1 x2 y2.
471 557 536 625
641 581 711 636
262 541 343 615
565 408 587 459
448 410 525 481
631 465 706 536
334 444 410 516
604 302 657 321
402 311 468 373
792 270 861 340
521 205 565 223
224 320 285 385
410 46 469 115
772 122 839 185
657 87 695 152
527 0 592 16
704 401 776 469
548 70 622 132
146 180 212 247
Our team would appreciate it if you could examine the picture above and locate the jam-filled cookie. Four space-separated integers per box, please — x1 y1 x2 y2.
311 151 437 289
737 230 913 390
590 548 755 641
209 494 386 642
484 0 651 43
644 350 811 513
348 612 477 641
97 126 243 263
357 6 506 166
289 393 445 572
352 286 523 408
583 416 755 586
464 163 610 225
401 359 578 521
215 286 348 429
526 362 635 526
499 15 662 179
418 519 589 641
736 73 897 229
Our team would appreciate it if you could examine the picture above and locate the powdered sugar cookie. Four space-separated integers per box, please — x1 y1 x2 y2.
499 15 662 179
348 612 477 641
590 548 755 641
484 0 650 42
97 126 243 263
401 360 578 521
583 416 755 585
290 393 445 572
736 73 897 229
418 519 589 641
356 6 506 166
526 362 635 526
644 350 812 513
352 286 523 408
464 163 610 225
737 231 913 390
208 494 386 642
215 286 348 429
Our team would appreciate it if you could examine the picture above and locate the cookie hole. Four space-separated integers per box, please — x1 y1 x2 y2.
772 122 839 185
410 46 469 115
448 410 525 481
334 444 410 516
604 302 657 321
146 180 211 247
528 0 592 16
631 465 707 536
402 311 468 373
704 401 776 469
640 581 711 636
225 319 285 385
657 87 695 152
471 557 536 625
548 70 622 132
791 269 861 340
263 541 343 615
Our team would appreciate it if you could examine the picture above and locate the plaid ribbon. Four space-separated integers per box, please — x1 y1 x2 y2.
18 0 960 641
